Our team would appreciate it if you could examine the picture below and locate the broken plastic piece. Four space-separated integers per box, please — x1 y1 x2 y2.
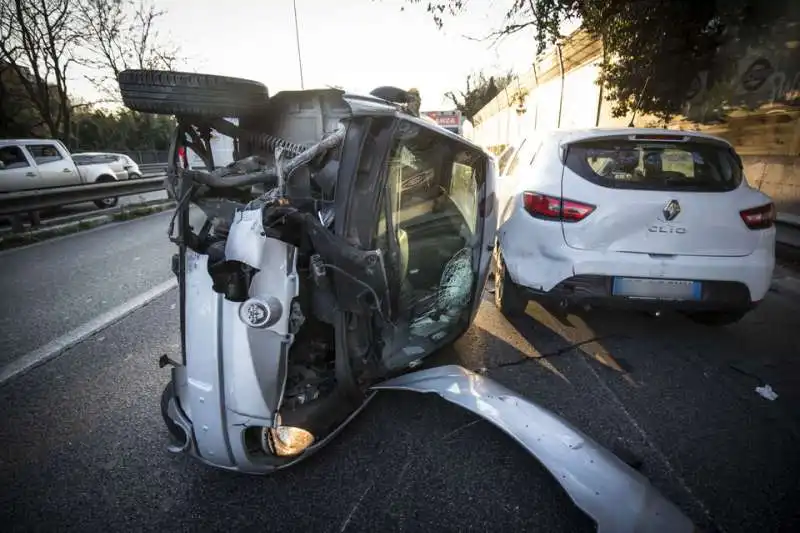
755 384 778 401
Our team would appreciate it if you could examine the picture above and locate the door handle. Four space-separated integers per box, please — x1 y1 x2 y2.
63 168 72 173
26 172 36 177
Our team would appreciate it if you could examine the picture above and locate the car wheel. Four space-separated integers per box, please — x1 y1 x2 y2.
684 309 748 327
129 173 142 180
118 69 270 117
94 196 119 209
161 381 186 443
493 247 527 317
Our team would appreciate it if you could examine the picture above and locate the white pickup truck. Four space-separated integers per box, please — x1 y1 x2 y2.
0 138 123 208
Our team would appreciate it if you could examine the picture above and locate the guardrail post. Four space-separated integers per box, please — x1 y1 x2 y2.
10 214 25 233
29 211 41 228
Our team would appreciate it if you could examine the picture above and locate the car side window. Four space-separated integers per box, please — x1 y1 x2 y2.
0 146 30 169
27 144 64 164
505 151 523 177
497 145 516 175
527 139 543 166
502 140 527 176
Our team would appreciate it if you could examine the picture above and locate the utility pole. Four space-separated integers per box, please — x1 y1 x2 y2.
293 0 305 89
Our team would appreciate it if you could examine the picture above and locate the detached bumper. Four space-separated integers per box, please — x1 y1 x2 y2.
373 365 696 533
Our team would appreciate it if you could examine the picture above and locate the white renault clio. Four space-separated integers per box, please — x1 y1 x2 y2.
493 128 776 326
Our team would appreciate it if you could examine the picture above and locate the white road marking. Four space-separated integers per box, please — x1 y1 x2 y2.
0 278 178 386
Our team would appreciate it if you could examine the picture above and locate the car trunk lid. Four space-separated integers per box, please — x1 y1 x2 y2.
559 133 767 257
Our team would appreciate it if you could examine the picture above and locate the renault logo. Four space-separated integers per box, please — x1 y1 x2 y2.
663 199 681 221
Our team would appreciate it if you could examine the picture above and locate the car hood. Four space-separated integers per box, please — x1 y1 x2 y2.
372 365 696 533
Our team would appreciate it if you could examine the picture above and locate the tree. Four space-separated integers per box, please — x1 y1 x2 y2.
78 0 179 101
446 70 515 121
405 0 797 122
0 0 83 141
72 108 175 152
0 0 179 143
0 62 46 137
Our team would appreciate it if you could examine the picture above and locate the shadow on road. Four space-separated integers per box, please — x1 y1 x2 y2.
427 282 800 533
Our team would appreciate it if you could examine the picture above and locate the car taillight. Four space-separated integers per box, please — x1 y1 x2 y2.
522 192 595 222
739 203 775 230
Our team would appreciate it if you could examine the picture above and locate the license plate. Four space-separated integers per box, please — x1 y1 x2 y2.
612 277 702 300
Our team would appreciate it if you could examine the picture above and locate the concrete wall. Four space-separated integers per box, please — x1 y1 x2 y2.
471 27 800 216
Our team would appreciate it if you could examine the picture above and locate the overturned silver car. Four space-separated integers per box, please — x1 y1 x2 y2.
117 70 696 532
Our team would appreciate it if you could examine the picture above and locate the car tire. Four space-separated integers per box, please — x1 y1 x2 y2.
684 309 748 327
128 173 142 180
118 69 270 117
93 176 119 209
161 381 186 443
493 247 527 317
94 196 119 209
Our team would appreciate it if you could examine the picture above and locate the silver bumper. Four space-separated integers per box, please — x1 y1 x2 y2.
372 365 696 533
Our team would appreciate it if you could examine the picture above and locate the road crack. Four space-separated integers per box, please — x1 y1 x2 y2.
337 481 375 533
479 334 622 372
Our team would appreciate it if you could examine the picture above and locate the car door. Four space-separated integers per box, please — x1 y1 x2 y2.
497 144 518 176
497 136 547 224
497 140 525 216
0 145 41 192
105 155 129 179
23 142 80 188
374 119 495 372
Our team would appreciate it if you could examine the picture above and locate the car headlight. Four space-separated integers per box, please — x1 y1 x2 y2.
262 425 315 457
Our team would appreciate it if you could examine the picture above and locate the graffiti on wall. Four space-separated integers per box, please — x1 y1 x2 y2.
685 50 800 120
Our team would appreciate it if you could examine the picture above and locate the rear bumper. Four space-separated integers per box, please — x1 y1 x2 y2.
520 274 757 312
500 231 775 306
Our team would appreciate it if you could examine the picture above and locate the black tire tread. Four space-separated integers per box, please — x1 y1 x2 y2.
118 69 269 117
494 250 527 317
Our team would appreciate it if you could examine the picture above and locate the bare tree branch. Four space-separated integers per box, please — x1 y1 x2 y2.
0 0 81 139
78 0 181 101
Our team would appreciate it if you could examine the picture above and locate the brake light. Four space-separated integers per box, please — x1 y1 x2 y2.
739 203 775 230
522 192 595 222
629 134 689 142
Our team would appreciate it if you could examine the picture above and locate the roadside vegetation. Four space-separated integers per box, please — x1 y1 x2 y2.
405 0 797 123
0 0 179 153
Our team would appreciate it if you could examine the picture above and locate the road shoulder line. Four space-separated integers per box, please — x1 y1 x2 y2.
0 278 178 386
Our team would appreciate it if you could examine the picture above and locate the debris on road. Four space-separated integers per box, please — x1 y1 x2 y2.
755 384 778 401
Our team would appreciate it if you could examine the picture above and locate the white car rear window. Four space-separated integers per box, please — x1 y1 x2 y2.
565 139 743 192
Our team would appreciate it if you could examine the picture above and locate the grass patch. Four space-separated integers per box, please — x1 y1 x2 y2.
0 201 175 251
112 204 167 221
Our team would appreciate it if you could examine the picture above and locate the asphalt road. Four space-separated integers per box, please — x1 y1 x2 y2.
1 216 800 532
0 211 174 366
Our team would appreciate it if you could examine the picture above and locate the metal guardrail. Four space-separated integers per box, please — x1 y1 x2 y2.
0 175 167 219
776 214 800 250
139 163 167 176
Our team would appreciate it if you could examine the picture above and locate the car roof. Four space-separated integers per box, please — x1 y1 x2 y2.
537 127 733 148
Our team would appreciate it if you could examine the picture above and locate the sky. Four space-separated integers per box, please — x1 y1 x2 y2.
68 0 545 111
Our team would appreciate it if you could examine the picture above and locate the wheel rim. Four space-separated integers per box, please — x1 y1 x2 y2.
100 197 116 207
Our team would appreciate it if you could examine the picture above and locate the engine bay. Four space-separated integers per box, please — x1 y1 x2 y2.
167 89 397 459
